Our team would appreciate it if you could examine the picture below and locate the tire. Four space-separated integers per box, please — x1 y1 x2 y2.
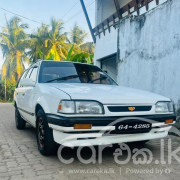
128 140 149 147
15 106 26 130
36 109 58 156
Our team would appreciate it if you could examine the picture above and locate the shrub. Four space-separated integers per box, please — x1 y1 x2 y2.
0 80 16 102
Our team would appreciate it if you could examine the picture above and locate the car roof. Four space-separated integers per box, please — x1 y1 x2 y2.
25 60 96 72
38 60 96 67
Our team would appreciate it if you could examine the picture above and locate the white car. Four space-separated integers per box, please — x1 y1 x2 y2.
14 60 176 155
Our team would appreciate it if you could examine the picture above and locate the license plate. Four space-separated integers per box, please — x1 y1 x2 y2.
116 120 152 134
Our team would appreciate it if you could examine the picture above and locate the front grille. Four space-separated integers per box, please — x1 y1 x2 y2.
108 106 152 112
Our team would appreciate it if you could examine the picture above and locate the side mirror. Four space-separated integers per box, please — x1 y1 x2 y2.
20 78 36 87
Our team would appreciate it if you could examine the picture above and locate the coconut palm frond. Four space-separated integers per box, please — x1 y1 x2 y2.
0 16 29 81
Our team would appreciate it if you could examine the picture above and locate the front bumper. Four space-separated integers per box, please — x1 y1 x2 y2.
46 114 176 147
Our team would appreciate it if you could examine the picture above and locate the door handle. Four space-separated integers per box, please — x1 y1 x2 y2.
22 93 25 96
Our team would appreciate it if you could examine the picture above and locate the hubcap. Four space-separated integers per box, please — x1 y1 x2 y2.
38 117 45 148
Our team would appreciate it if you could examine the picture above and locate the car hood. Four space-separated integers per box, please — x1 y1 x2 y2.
48 83 170 104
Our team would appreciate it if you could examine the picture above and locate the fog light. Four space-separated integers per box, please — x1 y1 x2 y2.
74 124 92 129
165 119 174 124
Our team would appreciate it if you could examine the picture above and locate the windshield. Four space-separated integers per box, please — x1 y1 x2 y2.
39 61 117 85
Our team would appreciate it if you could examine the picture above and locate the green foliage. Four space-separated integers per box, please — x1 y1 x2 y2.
70 23 88 45
80 42 94 54
66 45 74 61
0 81 16 102
68 52 94 64
66 44 94 64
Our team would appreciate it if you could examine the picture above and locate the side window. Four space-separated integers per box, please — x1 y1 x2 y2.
29 67 38 82
17 71 27 88
25 68 33 79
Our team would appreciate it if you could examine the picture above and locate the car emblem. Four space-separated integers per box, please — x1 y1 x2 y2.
128 107 136 111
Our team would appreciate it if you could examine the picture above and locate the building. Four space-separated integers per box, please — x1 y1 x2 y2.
81 0 180 107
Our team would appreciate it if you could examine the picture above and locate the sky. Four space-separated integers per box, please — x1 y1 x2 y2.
0 0 95 69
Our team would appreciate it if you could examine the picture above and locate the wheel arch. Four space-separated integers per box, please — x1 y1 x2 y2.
35 104 45 118
14 101 17 107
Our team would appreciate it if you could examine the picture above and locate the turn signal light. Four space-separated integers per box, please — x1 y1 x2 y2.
58 104 62 111
165 119 174 124
74 124 92 129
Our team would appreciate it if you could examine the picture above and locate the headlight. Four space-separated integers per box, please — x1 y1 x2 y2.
58 100 104 114
155 101 174 113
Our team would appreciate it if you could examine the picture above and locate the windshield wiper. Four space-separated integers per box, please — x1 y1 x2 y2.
88 76 108 83
44 75 79 83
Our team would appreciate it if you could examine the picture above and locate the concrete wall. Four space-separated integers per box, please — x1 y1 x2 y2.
117 0 180 104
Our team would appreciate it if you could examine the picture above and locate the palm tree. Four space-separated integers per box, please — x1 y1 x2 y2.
29 18 69 61
46 18 69 60
0 16 29 82
70 23 88 45
28 24 49 62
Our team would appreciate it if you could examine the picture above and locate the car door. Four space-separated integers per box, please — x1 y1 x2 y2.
15 70 28 109
17 68 33 120
21 66 38 126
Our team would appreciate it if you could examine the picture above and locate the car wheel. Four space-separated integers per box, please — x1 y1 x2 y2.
36 109 58 156
128 140 149 147
15 106 26 130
